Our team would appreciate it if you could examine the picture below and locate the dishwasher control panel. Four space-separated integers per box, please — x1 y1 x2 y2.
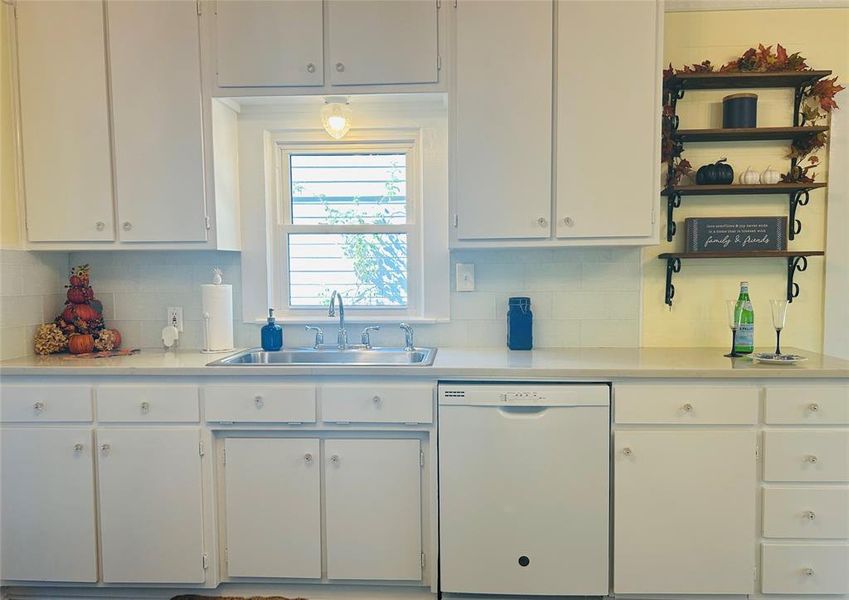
501 390 546 402
439 383 610 407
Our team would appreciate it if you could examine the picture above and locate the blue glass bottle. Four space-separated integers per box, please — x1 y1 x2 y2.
507 297 533 350
261 308 283 351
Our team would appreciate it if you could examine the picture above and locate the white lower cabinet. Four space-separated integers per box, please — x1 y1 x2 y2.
324 439 423 581
97 428 206 583
0 428 98 582
223 438 321 578
614 429 757 594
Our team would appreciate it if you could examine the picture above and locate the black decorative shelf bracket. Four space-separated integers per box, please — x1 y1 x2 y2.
788 189 810 241
786 255 808 302
664 257 682 306
666 191 682 242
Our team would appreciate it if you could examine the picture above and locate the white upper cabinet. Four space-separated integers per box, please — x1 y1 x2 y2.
555 0 660 240
215 0 324 87
1 428 98 583
327 0 439 86
453 0 553 240
16 1 114 242
107 1 208 242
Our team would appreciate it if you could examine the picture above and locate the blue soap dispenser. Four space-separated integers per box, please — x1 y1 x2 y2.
261 308 283 351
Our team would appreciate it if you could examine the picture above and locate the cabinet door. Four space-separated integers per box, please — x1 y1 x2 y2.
327 0 438 86
325 439 422 580
223 438 321 578
215 0 324 87
1 428 97 582
555 0 659 239
97 428 205 583
614 429 757 594
16 1 114 242
454 0 553 240
107 1 207 242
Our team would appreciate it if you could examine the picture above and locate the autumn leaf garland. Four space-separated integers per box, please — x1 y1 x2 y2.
662 44 844 186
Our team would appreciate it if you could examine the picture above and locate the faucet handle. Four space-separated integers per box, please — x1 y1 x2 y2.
399 322 414 351
305 325 324 349
361 326 380 348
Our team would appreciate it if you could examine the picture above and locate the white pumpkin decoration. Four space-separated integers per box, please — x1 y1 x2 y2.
760 165 781 184
739 166 760 185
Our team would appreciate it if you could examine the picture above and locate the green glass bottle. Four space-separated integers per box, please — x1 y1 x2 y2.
734 281 754 354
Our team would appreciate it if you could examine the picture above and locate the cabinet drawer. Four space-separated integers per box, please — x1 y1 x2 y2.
763 487 849 539
764 430 849 482
320 384 433 424
762 543 849 595
205 385 315 423
1 385 92 422
765 385 849 425
614 385 758 424
96 386 199 423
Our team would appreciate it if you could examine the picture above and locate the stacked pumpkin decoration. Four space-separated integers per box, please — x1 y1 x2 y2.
32 264 122 355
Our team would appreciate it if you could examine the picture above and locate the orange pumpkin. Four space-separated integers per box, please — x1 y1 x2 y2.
68 334 95 355
73 304 100 322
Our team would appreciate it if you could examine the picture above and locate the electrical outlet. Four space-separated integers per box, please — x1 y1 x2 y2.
456 263 475 292
167 307 183 332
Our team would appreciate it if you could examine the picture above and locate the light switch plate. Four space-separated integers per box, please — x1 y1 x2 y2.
456 263 475 292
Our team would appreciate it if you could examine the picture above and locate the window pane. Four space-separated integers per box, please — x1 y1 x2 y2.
290 154 407 225
288 233 408 307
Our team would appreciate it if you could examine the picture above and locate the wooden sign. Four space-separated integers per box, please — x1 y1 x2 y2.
685 217 787 253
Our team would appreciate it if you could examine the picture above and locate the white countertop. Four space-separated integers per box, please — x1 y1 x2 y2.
1 347 847 379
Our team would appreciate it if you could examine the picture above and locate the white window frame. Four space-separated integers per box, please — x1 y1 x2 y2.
271 129 424 320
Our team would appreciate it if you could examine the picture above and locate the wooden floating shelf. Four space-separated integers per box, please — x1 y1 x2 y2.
659 251 824 260
658 251 824 306
673 126 828 143
664 70 832 90
662 183 827 196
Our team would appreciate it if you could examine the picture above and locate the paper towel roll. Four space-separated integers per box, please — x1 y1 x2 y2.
201 284 233 352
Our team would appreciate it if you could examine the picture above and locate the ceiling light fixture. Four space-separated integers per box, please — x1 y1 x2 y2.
321 96 352 140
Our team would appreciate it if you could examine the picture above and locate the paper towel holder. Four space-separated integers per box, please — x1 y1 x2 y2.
201 312 234 354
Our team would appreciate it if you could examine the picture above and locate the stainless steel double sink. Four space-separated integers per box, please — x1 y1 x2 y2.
207 346 437 367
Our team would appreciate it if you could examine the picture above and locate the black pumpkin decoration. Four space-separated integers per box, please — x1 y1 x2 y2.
696 158 734 185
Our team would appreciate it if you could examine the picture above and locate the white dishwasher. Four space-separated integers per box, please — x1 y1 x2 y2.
438 383 610 596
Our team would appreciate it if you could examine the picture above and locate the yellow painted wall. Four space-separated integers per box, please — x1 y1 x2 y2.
0 3 19 248
642 8 849 352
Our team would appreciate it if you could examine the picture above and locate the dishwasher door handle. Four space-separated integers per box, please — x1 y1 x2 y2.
497 405 551 415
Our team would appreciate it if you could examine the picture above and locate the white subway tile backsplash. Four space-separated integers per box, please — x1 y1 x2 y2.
0 245 640 358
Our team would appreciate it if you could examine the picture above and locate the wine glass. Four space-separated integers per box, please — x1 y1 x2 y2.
725 299 743 358
770 299 789 355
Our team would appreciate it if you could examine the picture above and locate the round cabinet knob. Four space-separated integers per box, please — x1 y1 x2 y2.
140 401 150 414
563 216 575 227
100 443 111 455
95 221 105 231
372 395 382 405
330 454 340 465
122 221 132 231
622 447 633 457
304 453 313 464
306 63 316 73
805 454 818 464
73 443 84 453
254 395 264 408
808 403 820 413
33 401 44 413
682 403 694 413
537 217 548 227
804 510 816 520
803 567 815 577
335 62 345 72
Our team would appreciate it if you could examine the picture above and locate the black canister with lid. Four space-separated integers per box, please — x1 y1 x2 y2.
722 93 758 128
507 297 533 350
